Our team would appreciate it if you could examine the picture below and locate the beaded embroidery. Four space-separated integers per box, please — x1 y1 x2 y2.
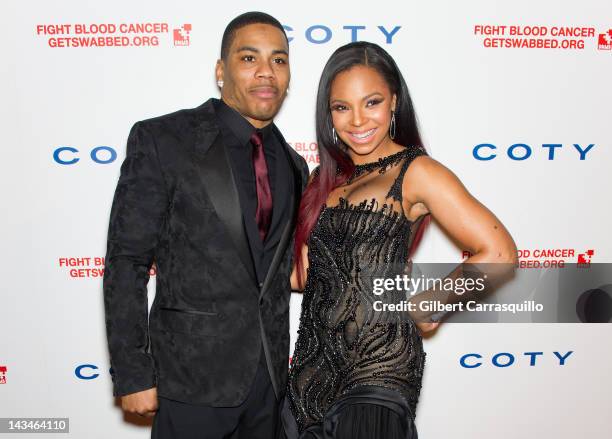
288 146 428 432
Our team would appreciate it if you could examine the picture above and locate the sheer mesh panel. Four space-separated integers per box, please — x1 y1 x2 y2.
288 147 429 432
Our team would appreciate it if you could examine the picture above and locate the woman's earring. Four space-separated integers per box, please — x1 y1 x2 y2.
217 80 224 88
389 111 396 140
332 127 338 145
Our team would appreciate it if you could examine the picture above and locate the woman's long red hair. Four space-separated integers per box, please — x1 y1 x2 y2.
293 148 354 288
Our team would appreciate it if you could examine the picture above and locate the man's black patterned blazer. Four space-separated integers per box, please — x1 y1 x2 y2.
103 99 308 406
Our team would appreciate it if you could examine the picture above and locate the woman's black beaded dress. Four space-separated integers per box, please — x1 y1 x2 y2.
287 147 429 439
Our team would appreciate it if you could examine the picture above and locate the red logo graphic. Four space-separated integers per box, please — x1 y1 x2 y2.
0 366 7 384
465 247 596 269
598 30 612 50
174 24 191 46
577 249 594 267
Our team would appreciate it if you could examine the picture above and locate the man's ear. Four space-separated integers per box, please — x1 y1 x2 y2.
215 59 224 83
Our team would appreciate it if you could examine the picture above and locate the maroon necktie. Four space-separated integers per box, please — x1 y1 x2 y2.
250 130 272 242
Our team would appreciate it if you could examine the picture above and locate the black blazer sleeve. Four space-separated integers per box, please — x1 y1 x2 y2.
103 121 168 396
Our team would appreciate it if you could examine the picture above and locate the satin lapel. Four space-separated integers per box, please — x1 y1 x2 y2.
259 139 304 299
193 104 258 290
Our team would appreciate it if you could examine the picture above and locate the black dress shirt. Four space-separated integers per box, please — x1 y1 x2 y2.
214 98 294 286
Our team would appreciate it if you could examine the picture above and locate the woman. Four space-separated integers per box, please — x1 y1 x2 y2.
285 41 517 438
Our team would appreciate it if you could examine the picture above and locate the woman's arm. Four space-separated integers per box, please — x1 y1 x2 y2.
404 155 517 263
290 167 320 292
290 244 309 292
403 155 518 331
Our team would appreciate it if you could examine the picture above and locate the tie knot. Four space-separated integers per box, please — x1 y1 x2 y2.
250 130 263 148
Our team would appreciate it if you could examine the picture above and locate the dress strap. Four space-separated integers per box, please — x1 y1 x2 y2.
386 147 427 202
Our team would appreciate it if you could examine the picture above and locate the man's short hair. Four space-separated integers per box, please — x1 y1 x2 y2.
220 11 288 60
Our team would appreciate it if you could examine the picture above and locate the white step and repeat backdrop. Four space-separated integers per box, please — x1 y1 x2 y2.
2 0 611 437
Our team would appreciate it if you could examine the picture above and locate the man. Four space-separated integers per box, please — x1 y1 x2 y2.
103 11 308 439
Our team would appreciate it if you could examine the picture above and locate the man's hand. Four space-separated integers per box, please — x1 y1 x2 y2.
120 387 158 417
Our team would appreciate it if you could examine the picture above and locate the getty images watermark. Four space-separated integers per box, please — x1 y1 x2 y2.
362 263 612 323
371 273 544 314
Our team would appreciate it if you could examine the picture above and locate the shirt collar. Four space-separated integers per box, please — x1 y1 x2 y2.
215 98 274 145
